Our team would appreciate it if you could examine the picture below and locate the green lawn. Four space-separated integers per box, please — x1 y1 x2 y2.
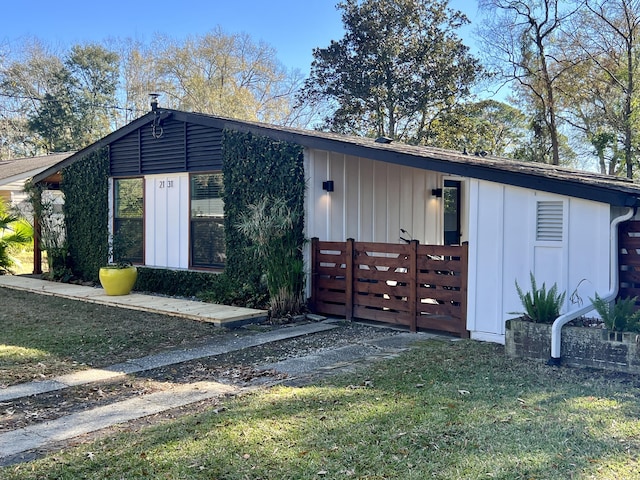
3 338 639 479
0 287 231 386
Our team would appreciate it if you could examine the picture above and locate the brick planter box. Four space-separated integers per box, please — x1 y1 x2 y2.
505 318 640 375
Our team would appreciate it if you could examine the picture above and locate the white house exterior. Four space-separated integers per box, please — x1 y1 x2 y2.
31 110 640 343
304 147 616 343
0 153 71 217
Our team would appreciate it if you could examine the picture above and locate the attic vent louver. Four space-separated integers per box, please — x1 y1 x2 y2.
375 136 393 144
536 201 563 241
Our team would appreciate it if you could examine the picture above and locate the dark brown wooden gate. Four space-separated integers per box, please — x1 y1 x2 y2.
310 238 469 337
618 221 640 301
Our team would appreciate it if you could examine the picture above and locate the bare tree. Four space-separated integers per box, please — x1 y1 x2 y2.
565 0 640 178
150 28 302 125
478 0 580 165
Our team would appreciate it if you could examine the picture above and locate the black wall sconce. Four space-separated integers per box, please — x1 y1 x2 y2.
322 180 334 192
431 188 443 198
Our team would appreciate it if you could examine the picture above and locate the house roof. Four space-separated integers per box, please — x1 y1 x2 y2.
31 109 640 208
0 152 74 186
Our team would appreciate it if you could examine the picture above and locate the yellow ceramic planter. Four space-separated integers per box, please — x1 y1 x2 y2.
99 266 138 296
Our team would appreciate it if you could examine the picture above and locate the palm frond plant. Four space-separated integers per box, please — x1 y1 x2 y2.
0 199 34 274
514 272 566 324
236 196 306 320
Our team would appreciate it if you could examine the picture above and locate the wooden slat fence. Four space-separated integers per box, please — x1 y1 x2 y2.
619 221 640 301
310 238 469 337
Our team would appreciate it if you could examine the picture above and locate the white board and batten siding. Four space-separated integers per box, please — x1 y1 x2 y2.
466 179 611 343
144 174 190 269
305 149 446 244
108 173 209 270
305 148 612 343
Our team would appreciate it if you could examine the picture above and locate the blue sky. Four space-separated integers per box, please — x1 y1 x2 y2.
2 0 481 75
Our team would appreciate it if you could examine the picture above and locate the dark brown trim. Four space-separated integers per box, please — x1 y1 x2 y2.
32 109 640 208
188 171 225 270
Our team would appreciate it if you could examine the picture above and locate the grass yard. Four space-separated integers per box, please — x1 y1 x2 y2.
2 328 640 478
0 287 231 386
5 246 37 275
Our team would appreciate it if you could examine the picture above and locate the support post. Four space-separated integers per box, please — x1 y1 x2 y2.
409 240 418 332
459 242 469 338
310 237 318 312
345 238 354 321
32 188 43 275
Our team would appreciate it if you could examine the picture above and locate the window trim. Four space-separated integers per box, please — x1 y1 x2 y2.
112 176 145 265
189 172 225 270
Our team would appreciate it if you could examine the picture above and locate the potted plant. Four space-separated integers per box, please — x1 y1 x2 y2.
99 234 138 296
506 275 640 375
99 260 137 296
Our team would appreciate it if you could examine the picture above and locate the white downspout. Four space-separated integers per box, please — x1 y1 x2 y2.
548 207 634 365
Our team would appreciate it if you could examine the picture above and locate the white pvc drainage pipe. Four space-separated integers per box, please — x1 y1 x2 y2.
548 207 634 365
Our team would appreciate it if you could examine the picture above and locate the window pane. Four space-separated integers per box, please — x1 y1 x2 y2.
191 173 225 268
115 178 143 218
444 180 461 245
191 218 226 267
114 218 144 263
114 178 144 263
191 173 224 218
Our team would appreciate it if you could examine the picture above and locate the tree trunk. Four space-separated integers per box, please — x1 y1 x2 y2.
625 34 634 178
537 34 560 165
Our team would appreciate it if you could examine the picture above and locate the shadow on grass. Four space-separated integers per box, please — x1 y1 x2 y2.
4 340 640 479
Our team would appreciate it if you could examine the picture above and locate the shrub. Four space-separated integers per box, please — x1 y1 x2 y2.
514 272 566 324
590 294 640 332
235 196 306 319
134 268 269 308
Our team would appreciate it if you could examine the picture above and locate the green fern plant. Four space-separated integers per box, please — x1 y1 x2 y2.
590 294 640 332
514 272 566 324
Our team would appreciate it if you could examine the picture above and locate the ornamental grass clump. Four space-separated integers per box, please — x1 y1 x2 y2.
236 196 306 319
590 293 640 332
514 272 566 324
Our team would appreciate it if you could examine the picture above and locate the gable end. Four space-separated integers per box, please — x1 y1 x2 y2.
109 117 223 176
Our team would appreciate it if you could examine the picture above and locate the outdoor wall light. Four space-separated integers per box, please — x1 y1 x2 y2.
322 180 334 192
431 188 443 197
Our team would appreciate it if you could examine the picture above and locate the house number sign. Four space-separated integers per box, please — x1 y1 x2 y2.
158 179 174 189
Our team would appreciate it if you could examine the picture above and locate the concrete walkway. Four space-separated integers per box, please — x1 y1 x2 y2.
0 321 434 466
0 275 445 466
0 320 341 463
0 275 267 327
0 321 339 403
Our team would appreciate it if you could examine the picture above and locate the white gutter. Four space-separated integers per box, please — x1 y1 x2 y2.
548 207 634 365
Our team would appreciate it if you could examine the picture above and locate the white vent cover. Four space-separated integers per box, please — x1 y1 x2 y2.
536 201 563 241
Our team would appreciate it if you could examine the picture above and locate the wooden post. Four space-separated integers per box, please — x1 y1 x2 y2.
459 242 470 338
32 188 43 275
345 238 354 321
409 240 418 332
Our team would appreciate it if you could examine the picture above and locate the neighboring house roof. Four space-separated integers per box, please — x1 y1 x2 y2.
31 109 640 208
0 152 74 187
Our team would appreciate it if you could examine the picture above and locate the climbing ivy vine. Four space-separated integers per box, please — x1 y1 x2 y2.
61 148 109 282
55 130 305 310
222 130 305 290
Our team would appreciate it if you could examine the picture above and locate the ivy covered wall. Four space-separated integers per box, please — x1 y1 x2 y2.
222 130 305 289
58 129 305 305
61 148 109 282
